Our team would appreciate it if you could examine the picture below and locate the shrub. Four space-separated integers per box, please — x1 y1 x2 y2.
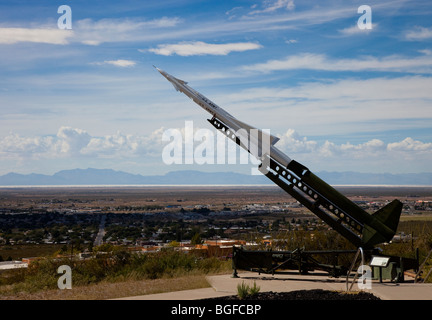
237 281 260 299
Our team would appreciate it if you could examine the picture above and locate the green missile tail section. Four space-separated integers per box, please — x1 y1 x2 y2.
209 117 403 249
362 199 403 247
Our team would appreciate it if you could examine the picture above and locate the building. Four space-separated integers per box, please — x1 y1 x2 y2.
0 260 28 270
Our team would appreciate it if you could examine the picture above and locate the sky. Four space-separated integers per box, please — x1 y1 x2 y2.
0 0 432 176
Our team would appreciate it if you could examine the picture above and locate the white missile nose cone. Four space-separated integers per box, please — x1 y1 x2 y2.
154 66 170 79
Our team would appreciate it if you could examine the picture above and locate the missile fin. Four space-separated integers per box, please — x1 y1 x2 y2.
231 118 280 146
173 76 188 85
362 199 402 247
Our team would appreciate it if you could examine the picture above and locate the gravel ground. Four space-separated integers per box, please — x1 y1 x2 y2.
204 289 380 300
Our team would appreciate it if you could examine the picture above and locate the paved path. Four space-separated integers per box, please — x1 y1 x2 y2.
113 271 432 300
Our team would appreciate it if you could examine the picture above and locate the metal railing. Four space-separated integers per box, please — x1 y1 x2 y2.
415 248 432 283
346 247 364 292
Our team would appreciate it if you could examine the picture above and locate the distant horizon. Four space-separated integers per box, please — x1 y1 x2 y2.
3 167 432 176
1 168 432 186
1 184 432 188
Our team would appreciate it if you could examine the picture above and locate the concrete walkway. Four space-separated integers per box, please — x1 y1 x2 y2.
113 271 432 300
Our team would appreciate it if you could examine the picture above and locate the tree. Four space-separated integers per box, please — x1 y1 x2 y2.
60 245 68 253
191 233 203 245
167 240 180 247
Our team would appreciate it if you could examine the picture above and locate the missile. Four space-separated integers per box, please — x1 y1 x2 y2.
155 66 286 165
156 67 402 248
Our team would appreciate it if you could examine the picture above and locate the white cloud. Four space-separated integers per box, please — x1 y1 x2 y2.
0 28 73 45
0 127 87 160
74 17 181 45
1 126 431 174
242 52 432 74
0 127 165 160
276 129 386 157
225 6 243 19
56 127 91 155
249 0 295 15
405 26 432 41
94 60 136 67
147 41 263 56
338 24 378 36
275 129 432 169
146 16 182 28
0 134 56 159
81 128 165 158
0 17 181 46
276 129 317 153
329 139 388 159
418 49 432 56
387 137 432 152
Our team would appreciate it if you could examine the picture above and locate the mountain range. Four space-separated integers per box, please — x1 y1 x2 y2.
0 168 431 186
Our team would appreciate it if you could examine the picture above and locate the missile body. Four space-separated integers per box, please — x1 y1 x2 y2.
155 67 290 167
156 67 402 248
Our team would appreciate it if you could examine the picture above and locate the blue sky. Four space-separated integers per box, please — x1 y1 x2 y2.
0 0 432 176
